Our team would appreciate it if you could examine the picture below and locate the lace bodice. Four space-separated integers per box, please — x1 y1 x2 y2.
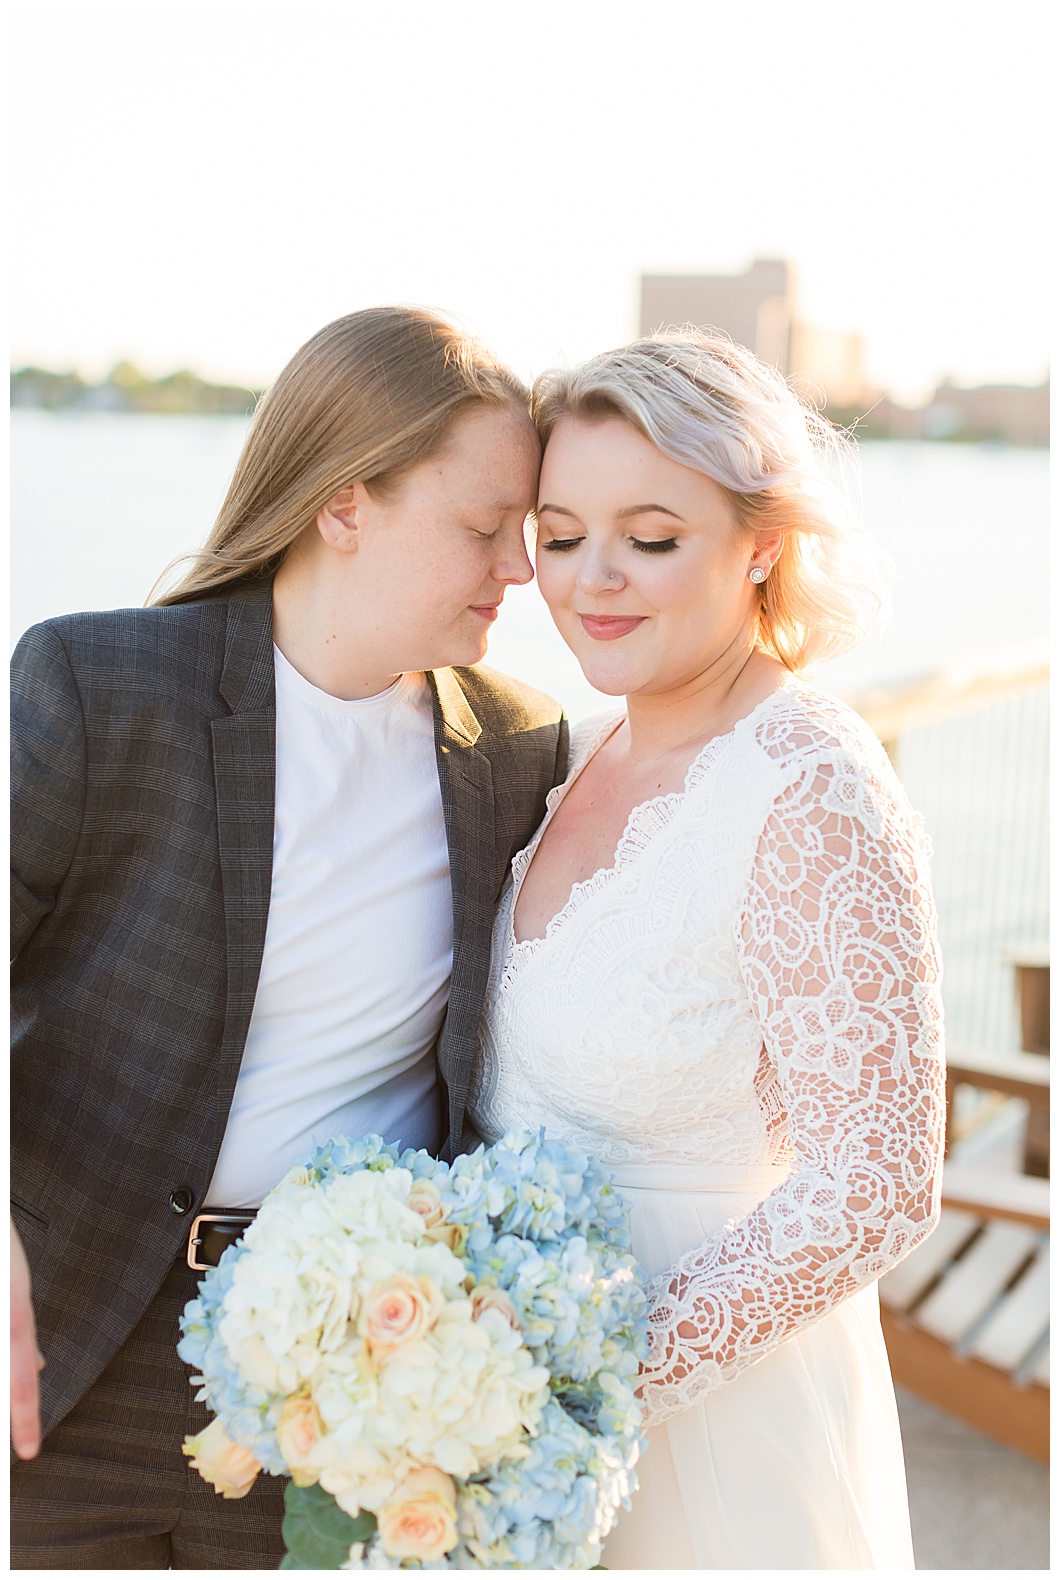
469 682 945 1426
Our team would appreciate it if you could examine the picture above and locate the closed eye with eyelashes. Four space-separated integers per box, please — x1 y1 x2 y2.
541 536 679 554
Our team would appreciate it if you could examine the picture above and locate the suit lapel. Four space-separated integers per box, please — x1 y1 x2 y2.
210 579 277 1122
429 668 495 1138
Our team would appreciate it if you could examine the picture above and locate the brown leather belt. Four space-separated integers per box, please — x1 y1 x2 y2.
186 1211 256 1272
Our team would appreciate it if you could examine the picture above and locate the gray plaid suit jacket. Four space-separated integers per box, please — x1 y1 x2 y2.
10 574 567 1445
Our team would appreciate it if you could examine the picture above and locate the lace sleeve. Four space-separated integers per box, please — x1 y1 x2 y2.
637 745 946 1427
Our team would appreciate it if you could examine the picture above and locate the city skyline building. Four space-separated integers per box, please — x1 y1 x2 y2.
638 259 1047 442
639 258 871 408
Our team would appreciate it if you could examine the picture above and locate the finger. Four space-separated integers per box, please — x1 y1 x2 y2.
10 1219 43 1456
10 1378 42 1458
10 1330 43 1458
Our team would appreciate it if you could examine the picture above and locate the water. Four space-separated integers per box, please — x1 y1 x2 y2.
9 412 1049 701
10 412 1050 1053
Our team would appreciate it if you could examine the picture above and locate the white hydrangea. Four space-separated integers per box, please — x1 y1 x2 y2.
214 1165 549 1517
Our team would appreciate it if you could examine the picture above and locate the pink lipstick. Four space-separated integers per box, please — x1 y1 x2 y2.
579 614 646 641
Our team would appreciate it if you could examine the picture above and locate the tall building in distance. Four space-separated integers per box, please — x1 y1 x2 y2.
639 258 870 410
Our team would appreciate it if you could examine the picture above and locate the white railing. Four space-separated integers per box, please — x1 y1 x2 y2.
844 658 1049 1056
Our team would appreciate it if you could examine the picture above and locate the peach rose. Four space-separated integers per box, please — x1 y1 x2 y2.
377 1466 459 1562
470 1285 521 1330
362 1273 444 1353
407 1179 467 1254
182 1417 262 1499
407 1178 446 1231
424 1219 467 1255
276 1391 324 1487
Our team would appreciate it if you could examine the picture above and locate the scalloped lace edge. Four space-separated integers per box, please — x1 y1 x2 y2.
506 682 806 970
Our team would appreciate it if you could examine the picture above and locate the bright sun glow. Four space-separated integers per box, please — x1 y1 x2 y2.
10 0 1049 405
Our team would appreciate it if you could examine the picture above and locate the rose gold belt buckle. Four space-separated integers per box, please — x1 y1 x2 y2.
186 1211 255 1272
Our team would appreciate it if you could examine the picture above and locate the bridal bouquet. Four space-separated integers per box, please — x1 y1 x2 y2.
178 1130 647 1569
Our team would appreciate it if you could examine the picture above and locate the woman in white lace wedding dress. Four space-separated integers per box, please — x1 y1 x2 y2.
468 334 946 1569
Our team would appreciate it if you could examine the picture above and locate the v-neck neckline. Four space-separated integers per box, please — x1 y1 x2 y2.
508 683 799 957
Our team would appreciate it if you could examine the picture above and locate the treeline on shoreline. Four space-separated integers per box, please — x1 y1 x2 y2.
11 361 261 415
11 361 1049 445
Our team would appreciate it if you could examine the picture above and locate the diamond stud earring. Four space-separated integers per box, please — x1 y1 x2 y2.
749 566 767 585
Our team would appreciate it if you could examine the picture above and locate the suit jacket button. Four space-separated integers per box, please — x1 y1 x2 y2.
169 1187 194 1215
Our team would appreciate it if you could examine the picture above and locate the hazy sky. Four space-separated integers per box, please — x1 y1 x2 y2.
11 0 1050 403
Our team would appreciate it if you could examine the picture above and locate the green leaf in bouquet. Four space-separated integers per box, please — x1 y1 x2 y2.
280 1479 376 1569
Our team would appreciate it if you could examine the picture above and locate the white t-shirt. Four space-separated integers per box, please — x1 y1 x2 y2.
204 648 453 1207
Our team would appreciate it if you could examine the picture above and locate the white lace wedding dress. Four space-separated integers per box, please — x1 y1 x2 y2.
468 681 946 1570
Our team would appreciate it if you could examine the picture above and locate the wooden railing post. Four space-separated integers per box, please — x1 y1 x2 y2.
1006 946 1050 1176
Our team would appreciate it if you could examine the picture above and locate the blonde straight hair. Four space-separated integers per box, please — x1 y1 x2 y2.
153 306 529 606
532 330 888 673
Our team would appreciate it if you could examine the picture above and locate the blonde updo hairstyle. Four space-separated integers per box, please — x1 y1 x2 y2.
154 306 530 606
532 329 887 673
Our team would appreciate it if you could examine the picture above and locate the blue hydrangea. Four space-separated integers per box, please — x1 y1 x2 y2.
177 1242 288 1474
309 1133 403 1181
440 1130 632 1256
449 1398 640 1569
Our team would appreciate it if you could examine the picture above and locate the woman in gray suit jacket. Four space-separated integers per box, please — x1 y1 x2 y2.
10 306 567 1568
